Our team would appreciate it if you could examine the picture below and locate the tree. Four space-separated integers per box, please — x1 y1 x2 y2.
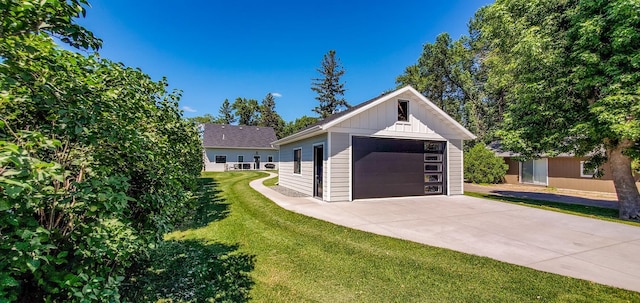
216 98 236 124
477 0 640 220
187 113 216 124
232 97 259 126
0 1 202 300
464 143 508 184
396 32 499 142
258 93 285 137
281 116 320 138
311 50 349 118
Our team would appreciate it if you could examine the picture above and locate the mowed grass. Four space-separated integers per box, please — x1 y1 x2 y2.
167 172 640 302
465 191 640 227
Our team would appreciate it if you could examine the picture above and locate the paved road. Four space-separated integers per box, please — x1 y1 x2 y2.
251 173 640 293
464 183 619 209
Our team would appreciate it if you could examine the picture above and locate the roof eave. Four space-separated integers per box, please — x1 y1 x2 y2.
271 125 323 146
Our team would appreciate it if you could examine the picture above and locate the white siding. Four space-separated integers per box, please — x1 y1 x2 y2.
204 148 278 172
278 134 327 197
448 139 464 195
329 132 350 201
331 91 466 140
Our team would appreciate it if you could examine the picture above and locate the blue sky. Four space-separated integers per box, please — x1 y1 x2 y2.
77 1 493 122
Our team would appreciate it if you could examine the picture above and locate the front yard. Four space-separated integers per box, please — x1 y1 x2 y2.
130 171 640 302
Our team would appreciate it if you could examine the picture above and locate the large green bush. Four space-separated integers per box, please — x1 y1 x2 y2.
0 1 202 301
464 143 508 184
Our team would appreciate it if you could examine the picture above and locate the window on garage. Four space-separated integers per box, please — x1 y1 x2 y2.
293 148 301 174
398 100 409 121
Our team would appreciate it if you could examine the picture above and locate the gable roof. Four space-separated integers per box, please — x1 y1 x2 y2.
273 85 476 145
202 124 277 149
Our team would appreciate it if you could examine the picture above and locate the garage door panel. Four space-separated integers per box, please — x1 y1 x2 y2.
353 136 442 199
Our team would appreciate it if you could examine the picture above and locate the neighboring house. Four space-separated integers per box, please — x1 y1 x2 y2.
272 86 476 202
203 124 278 172
489 142 640 193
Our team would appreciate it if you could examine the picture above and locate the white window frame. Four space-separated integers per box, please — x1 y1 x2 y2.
580 161 596 178
237 155 244 163
293 148 302 174
267 155 274 162
214 155 227 163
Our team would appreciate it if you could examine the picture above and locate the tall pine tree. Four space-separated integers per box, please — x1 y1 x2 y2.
215 98 236 124
311 50 349 118
258 93 285 137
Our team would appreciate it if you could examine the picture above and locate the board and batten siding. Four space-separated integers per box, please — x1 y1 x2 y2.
329 132 350 201
278 134 327 197
331 91 467 140
448 139 464 195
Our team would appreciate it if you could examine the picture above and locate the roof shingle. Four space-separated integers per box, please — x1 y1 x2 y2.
202 124 277 149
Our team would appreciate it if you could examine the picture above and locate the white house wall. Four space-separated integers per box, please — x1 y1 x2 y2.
448 139 464 195
279 134 327 197
328 132 350 202
330 91 465 140
204 148 278 172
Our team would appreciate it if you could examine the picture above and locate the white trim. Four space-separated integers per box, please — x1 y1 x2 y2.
397 99 410 122
447 141 451 196
203 146 277 150
266 155 274 163
327 132 332 202
349 134 353 201
312 142 325 201
325 127 447 141
272 125 322 146
323 86 476 140
580 161 596 178
293 147 302 175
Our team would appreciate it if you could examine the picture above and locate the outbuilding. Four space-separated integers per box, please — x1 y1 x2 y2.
202 124 278 171
272 86 475 202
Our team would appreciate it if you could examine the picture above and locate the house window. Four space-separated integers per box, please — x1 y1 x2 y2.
398 100 409 122
215 155 226 163
580 161 596 178
238 155 244 163
268 156 274 162
293 148 301 174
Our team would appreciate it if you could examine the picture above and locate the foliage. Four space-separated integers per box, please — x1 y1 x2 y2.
122 178 254 302
280 115 320 138
397 32 501 142
216 98 237 124
186 113 216 124
0 1 202 301
464 143 508 184
258 93 285 138
477 0 640 220
232 97 259 126
172 171 640 302
311 50 349 118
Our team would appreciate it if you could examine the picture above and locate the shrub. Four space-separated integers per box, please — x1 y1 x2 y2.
464 143 508 184
0 4 203 300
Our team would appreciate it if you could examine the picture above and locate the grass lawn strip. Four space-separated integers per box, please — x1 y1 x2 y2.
166 172 639 302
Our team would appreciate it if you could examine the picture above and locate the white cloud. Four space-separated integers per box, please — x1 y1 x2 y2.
182 106 197 113
272 92 282 98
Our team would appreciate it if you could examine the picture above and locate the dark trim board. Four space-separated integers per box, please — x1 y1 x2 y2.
352 136 447 199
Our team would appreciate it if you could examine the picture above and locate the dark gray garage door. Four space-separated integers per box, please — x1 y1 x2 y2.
352 137 446 199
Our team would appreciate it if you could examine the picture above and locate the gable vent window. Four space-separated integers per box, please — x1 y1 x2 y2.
398 100 409 122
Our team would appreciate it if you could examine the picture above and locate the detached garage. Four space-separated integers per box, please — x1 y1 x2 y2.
273 86 475 202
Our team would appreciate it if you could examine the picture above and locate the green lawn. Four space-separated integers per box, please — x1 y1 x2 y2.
131 172 640 302
262 174 278 187
465 191 640 227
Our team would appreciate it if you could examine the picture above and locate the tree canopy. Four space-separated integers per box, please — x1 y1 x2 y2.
0 1 203 300
476 0 640 220
258 93 285 137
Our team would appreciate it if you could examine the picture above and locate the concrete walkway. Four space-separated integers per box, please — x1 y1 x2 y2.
250 173 640 293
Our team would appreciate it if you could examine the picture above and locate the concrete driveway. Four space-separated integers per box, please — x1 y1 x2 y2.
250 173 640 293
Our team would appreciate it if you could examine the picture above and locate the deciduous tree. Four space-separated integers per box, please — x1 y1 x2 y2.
477 0 640 220
232 97 259 126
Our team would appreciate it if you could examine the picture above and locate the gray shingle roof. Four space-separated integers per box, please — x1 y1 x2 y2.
202 124 277 149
